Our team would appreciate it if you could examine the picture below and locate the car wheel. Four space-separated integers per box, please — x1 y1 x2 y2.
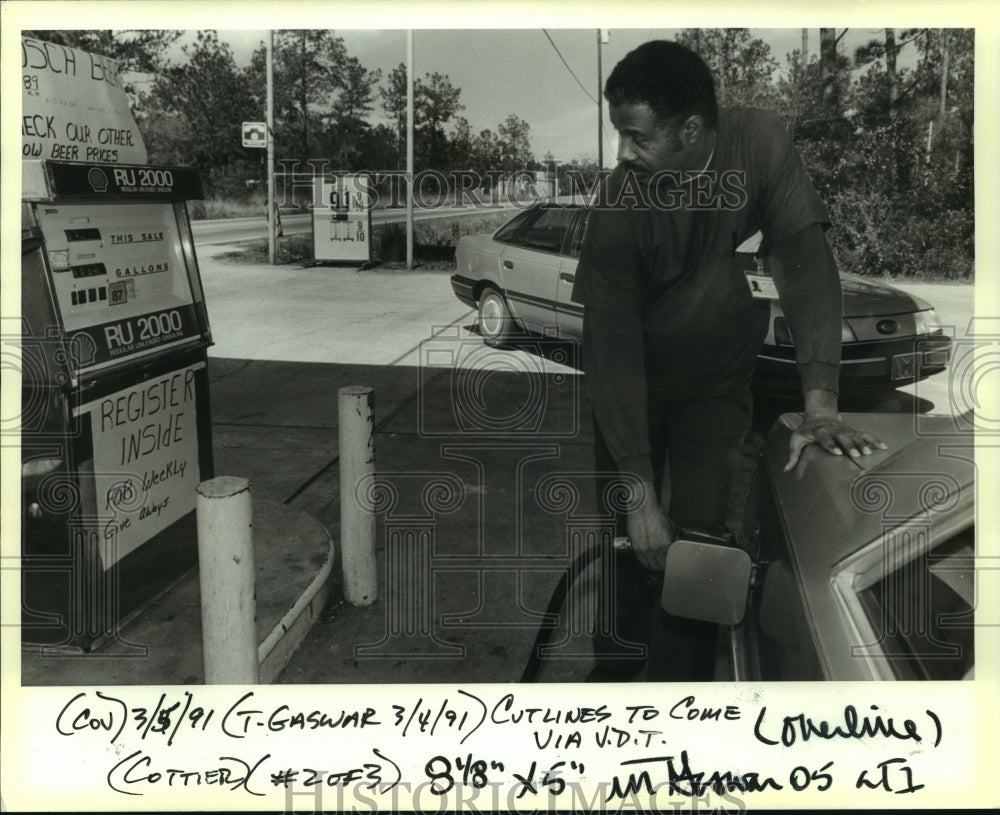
477 287 515 347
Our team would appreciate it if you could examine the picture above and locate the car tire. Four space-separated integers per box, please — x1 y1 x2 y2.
477 287 515 347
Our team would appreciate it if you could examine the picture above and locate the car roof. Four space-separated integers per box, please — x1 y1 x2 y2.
762 410 975 679
764 410 974 566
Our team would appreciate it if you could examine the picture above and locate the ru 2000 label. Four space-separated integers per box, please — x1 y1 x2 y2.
112 166 176 191
79 305 201 366
105 309 185 351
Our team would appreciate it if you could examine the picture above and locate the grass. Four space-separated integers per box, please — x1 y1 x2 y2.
213 209 510 269
188 196 269 221
214 234 314 266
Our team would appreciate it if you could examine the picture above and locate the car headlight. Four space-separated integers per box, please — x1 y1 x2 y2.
774 317 856 345
913 309 942 335
22 457 62 479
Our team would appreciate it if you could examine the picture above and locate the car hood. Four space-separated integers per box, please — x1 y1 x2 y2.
764 410 974 568
840 273 933 316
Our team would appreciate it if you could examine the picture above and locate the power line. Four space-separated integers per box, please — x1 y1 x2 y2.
544 28 616 164
542 29 599 106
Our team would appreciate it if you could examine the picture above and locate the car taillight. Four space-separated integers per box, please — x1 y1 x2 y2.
774 317 856 345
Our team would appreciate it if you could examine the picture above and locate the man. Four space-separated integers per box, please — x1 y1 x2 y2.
573 40 885 681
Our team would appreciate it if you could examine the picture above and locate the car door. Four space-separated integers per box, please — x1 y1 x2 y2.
497 206 577 335
554 209 588 339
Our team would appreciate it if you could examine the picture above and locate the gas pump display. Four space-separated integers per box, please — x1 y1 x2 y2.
34 201 201 370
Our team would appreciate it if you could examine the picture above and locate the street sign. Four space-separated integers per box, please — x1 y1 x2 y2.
242 121 267 148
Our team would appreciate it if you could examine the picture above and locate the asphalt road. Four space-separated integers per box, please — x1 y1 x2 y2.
190 201 523 245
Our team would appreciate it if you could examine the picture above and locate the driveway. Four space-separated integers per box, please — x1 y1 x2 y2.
198 245 974 418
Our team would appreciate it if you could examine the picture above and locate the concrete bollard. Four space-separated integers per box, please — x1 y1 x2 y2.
196 476 258 684
339 386 377 606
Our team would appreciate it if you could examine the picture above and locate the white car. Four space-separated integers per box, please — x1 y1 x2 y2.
450 204 952 397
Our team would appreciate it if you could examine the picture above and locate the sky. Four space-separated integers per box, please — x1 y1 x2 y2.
4 1 991 172
172 26 926 167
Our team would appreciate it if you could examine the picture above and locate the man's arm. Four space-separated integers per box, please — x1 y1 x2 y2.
768 224 887 471
583 306 672 572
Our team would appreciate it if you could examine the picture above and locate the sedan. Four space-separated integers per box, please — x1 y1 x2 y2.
450 204 952 396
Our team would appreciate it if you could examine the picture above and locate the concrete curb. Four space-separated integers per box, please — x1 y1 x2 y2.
21 499 333 686
258 523 335 684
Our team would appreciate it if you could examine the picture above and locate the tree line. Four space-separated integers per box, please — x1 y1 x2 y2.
26 29 536 201
27 28 973 279
671 27 973 280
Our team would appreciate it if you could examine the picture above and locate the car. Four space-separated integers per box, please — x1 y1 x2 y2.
728 409 975 681
450 203 952 396
519 406 976 684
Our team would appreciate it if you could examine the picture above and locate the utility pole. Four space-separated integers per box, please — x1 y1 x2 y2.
939 29 950 117
406 30 414 270
597 29 609 168
300 30 308 164
266 29 275 265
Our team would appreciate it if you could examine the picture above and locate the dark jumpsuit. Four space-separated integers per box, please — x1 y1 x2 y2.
572 107 841 681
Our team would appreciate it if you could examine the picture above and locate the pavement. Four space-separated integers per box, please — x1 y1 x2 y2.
21 245 614 686
20 240 975 687
201 253 610 685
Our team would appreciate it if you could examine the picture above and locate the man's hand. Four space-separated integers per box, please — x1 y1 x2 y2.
625 481 673 572
785 389 887 472
785 415 888 472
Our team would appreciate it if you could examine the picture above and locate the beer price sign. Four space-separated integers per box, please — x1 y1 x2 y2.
21 36 148 165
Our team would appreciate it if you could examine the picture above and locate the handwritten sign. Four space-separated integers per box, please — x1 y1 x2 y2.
74 362 203 568
0 682 985 811
312 174 372 263
21 36 148 165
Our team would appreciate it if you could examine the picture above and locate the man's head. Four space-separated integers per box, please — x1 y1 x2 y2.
605 40 718 177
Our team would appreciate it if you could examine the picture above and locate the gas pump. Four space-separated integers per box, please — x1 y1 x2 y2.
20 159 214 650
